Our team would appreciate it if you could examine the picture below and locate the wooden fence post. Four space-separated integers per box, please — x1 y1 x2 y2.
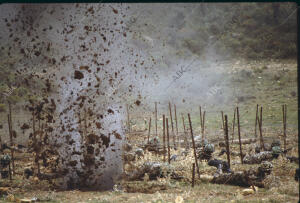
237 107 243 164
232 108 236 144
221 111 225 135
282 104 287 152
168 102 176 148
163 114 166 162
258 106 265 150
147 117 151 144
174 104 178 144
8 102 15 174
224 115 230 168
192 163 195 187
202 111 206 141
284 104 287 152
182 114 188 149
255 104 259 138
199 106 202 135
7 114 14 176
155 102 158 137
8 102 15 173
8 160 12 181
188 113 200 179
166 118 171 164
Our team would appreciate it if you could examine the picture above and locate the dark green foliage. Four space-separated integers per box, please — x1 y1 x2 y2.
182 3 296 59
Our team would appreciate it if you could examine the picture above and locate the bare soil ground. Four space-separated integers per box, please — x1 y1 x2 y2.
0 130 298 203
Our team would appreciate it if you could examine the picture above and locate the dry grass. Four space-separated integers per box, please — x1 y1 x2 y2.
0 132 298 202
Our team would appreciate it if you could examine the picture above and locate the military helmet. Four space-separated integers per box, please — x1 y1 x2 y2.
272 146 282 155
204 143 214 153
202 139 209 146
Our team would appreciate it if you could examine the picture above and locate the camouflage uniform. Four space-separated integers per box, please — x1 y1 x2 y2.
198 143 214 161
243 151 273 164
194 137 208 148
271 146 282 158
212 161 273 188
128 162 179 180
258 161 273 177
208 159 232 174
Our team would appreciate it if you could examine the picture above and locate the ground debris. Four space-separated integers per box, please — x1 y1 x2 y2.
242 187 258 196
121 181 168 193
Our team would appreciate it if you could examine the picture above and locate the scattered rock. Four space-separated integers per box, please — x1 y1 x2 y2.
175 195 184 203
20 199 32 203
33 176 39 182
242 188 255 195
200 174 214 182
